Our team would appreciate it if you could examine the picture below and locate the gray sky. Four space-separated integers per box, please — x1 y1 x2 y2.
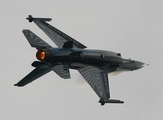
1 0 163 119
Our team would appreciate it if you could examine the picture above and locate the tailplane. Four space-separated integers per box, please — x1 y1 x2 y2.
22 29 51 50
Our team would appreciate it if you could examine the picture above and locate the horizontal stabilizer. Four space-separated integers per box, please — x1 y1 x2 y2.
26 15 52 22
22 30 51 49
15 67 53 87
31 61 50 68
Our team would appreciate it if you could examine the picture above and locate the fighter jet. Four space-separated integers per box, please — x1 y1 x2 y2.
15 15 146 105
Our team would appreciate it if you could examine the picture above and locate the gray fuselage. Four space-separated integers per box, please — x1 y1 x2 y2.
38 48 144 73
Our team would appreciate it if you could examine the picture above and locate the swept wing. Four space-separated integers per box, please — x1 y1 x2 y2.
27 15 86 49
78 66 110 100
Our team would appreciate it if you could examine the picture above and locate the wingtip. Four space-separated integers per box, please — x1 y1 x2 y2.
26 15 52 22
26 15 33 22
14 83 23 87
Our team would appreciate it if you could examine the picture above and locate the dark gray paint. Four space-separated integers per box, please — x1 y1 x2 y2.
15 15 146 105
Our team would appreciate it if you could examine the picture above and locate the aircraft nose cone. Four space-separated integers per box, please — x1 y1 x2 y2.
135 61 148 69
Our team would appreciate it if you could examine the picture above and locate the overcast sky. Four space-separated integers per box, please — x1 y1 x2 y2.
1 0 163 119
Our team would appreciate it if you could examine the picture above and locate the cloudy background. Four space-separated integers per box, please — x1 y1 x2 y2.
1 0 163 119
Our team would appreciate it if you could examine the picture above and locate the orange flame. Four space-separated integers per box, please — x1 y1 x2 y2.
36 50 46 60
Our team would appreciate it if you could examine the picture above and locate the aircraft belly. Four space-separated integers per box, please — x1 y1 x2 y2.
50 56 115 66
83 55 122 66
43 54 122 68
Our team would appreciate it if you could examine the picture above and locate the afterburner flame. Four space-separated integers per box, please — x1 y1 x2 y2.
36 50 46 60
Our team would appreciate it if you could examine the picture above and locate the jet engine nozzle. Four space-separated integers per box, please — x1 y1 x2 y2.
36 49 54 62
36 50 46 61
